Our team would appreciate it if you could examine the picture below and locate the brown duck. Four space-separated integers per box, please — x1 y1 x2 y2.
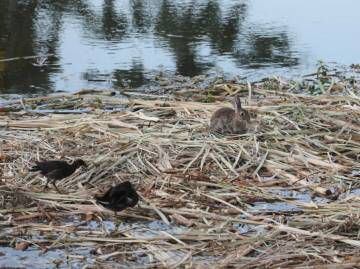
30 159 86 192
95 181 139 213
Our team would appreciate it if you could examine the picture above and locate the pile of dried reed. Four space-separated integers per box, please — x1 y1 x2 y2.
0 73 359 268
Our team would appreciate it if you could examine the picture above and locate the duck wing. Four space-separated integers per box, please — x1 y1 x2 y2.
95 182 139 211
111 188 139 210
96 188 131 211
31 160 68 175
95 186 117 204
125 188 139 207
45 167 72 181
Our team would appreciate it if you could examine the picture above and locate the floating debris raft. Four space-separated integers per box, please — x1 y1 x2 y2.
0 72 359 268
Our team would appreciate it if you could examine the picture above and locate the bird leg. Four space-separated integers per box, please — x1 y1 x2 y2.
52 181 62 193
42 179 49 191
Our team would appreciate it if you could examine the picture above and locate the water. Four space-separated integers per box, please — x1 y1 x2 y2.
0 0 359 94
1 188 358 266
0 218 189 268
0 247 92 269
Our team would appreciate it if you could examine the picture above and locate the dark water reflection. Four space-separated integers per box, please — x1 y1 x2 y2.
0 0 359 93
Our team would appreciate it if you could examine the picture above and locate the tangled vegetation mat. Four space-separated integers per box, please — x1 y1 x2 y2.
0 74 359 268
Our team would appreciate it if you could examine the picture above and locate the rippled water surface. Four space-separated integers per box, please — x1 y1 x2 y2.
0 0 359 93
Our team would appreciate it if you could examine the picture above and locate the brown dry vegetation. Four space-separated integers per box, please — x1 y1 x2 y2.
0 74 359 268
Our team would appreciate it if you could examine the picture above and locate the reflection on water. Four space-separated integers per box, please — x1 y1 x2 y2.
0 0 359 93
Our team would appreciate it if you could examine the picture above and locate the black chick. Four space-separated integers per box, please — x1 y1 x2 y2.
95 181 139 214
30 159 86 192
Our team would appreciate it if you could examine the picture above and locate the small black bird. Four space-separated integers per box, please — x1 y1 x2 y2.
30 159 87 192
95 181 139 213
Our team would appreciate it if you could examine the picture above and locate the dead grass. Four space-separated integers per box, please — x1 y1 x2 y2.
0 74 359 268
